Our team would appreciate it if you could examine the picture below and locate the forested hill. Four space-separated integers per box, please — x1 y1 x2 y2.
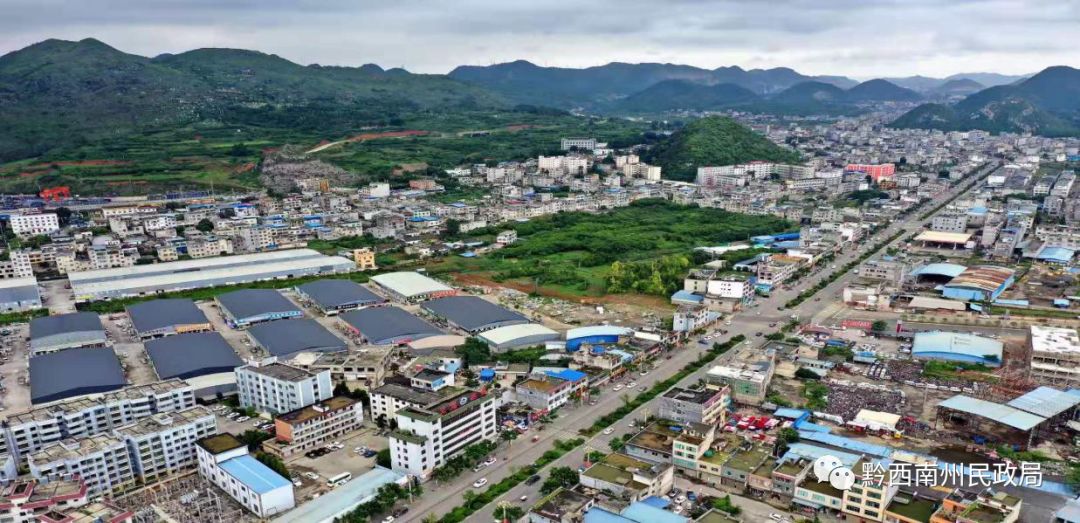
0 38 504 162
645 117 802 181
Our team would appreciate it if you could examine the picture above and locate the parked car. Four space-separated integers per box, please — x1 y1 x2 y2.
473 478 488 488
525 475 541 485
603 427 614 435
363 449 378 458
483 456 497 466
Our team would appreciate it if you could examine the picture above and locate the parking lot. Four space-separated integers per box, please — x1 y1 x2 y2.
101 314 159 385
0 323 31 412
195 301 261 361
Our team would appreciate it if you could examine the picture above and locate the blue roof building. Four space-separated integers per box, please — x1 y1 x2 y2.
912 331 1004 366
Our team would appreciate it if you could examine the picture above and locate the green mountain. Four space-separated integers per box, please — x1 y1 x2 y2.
644 116 801 182
0 38 503 161
448 60 856 108
609 80 758 113
931 78 984 96
845 79 922 102
891 66 1080 136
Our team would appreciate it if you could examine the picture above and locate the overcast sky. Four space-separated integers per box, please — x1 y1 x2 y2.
2 0 1075 78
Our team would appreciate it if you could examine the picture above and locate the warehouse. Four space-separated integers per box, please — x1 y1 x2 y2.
369 271 456 303
29 312 107 355
126 298 212 339
936 394 1050 447
295 280 385 315
217 289 304 328
565 325 633 351
145 332 243 398
942 265 1015 302
913 231 972 250
29 347 126 404
340 307 442 345
421 296 528 333
908 263 967 285
69 248 355 302
248 318 347 358
912 331 1004 367
0 277 41 312
478 323 560 352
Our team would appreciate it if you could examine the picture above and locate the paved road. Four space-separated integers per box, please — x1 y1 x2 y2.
402 165 994 523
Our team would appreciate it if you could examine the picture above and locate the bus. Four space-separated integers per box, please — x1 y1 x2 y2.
327 472 352 487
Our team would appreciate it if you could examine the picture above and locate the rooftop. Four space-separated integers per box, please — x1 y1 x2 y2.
197 433 246 455
248 318 347 357
372 383 452 407
1005 386 1080 418
945 266 1015 292
340 306 442 344
662 386 723 405
145 331 243 380
478 323 559 346
219 454 290 495
296 279 385 310
29 312 103 340
30 434 124 463
370 271 452 298
29 347 126 405
421 296 528 332
937 395 1046 431
914 231 972 245
800 477 844 499
240 362 317 382
1029 325 1080 355
278 396 357 425
724 446 769 472
886 496 938 523
126 298 208 333
217 289 302 321
115 406 213 438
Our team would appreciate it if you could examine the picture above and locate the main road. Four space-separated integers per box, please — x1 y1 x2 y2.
401 163 996 522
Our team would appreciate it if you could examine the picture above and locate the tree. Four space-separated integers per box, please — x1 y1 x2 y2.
795 368 821 380
500 430 518 443
334 382 351 397
541 466 579 495
608 435 625 452
712 495 741 515
376 448 391 468
496 504 525 521
238 429 272 450
456 337 492 365
196 218 214 232
871 320 888 332
445 218 461 236
255 451 289 478
55 207 73 226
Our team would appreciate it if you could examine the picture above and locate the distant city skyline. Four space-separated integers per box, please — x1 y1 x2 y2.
1 0 1075 78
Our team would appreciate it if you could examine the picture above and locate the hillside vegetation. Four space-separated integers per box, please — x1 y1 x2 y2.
431 199 791 296
645 117 802 181
0 38 503 162
891 66 1080 136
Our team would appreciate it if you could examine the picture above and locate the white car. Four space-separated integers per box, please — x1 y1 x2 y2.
383 517 395 523
627 382 637 388
292 478 302 487
473 478 488 488
613 384 624 391
304 472 319 480
483 457 497 466
675 495 687 504
769 514 783 522
236 416 250 423
603 428 614 435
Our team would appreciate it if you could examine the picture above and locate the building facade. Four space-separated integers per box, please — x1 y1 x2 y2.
235 362 332 415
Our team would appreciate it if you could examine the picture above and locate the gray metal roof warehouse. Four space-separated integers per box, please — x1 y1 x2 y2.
295 280 385 313
146 332 243 380
68 248 355 302
126 298 211 338
0 277 41 312
248 318 348 358
341 307 442 345
421 296 529 333
30 347 126 404
29 312 107 354
217 289 303 327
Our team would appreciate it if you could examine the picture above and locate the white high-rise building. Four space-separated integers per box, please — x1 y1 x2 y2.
235 362 332 415
10 213 59 238
389 388 498 480
27 434 135 496
115 406 217 482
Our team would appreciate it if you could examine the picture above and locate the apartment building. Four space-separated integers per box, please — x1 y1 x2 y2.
1 380 195 464
706 273 756 302
842 457 901 522
706 358 774 405
10 213 59 238
579 453 674 501
1033 224 1080 249
929 487 1021 523
0 251 34 279
196 434 295 518
369 383 450 422
515 369 588 412
858 258 908 284
560 138 596 151
1028 326 1080 387
27 435 134 496
756 255 803 289
658 386 730 425
115 406 216 483
235 362 332 415
0 476 133 523
931 214 969 233
389 388 498 480
263 396 363 459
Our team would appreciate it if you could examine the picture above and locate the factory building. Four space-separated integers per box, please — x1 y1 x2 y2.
144 332 243 398
295 279 385 315
369 272 456 303
421 296 529 333
0 277 41 312
247 319 347 359
29 348 126 404
29 312 107 355
126 299 212 339
477 323 560 352
217 289 303 328
340 307 442 345
912 331 1004 367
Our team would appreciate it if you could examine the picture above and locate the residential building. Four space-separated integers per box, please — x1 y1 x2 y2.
235 362 332 415
263 396 364 459
369 383 449 422
389 388 498 479
579 453 674 501
756 255 803 289
929 488 1021 523
115 406 217 483
10 214 59 238
27 435 134 496
515 369 588 412
353 248 377 270
932 214 968 233
0 250 33 279
658 386 730 425
842 457 901 522
560 138 596 151
846 163 896 182
859 258 908 284
1028 326 1080 387
196 434 295 518
2 380 195 464
706 358 774 405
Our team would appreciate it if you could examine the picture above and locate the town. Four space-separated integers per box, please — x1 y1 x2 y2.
0 107 1075 523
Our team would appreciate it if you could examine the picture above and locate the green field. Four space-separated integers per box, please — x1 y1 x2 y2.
0 112 648 195
427 199 790 297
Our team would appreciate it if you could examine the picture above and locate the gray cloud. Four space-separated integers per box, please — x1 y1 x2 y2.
0 0 1075 77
